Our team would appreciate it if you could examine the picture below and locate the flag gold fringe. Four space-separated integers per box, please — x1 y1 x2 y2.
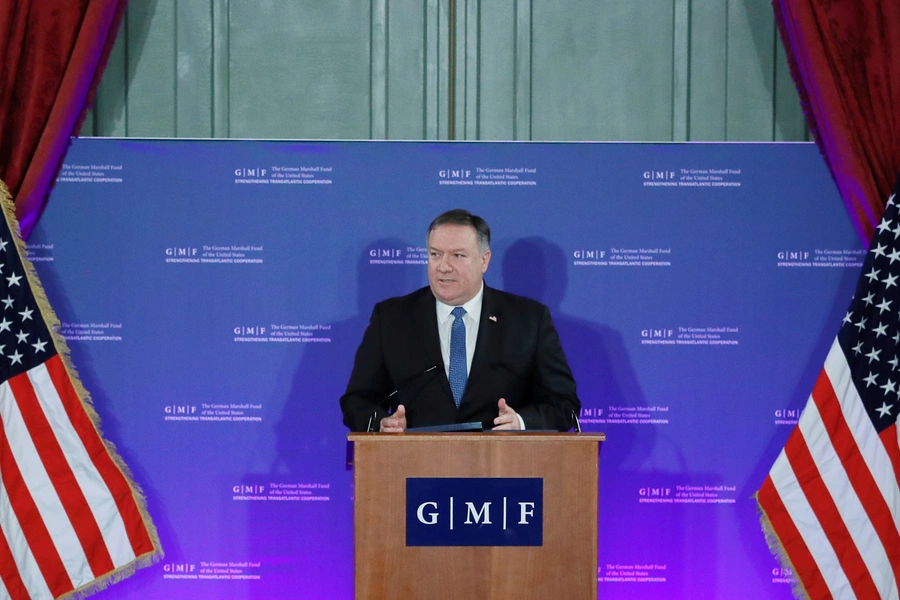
0 180 163 600
755 492 810 600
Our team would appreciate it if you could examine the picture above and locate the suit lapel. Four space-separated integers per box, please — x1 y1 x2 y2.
462 285 501 405
413 289 455 405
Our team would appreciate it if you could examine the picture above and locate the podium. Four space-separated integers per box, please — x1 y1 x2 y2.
348 432 605 600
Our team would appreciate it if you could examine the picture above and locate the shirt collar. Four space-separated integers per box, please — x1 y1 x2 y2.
436 282 484 323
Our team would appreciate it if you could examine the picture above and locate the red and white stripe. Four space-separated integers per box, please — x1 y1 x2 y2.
758 339 900 599
0 354 155 600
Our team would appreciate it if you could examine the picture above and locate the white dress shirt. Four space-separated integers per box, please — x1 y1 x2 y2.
435 283 483 379
435 284 524 429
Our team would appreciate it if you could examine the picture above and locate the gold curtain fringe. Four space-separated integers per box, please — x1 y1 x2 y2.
754 493 809 600
0 179 164 598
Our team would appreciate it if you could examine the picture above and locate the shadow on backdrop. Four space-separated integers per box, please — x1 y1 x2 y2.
500 237 703 599
253 239 416 599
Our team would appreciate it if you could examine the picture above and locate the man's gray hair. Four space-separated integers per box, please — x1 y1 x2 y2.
427 209 491 253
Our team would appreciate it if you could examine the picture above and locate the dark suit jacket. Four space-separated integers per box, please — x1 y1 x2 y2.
340 284 580 431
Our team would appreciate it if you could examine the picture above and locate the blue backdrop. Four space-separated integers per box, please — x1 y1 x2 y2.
30 139 862 599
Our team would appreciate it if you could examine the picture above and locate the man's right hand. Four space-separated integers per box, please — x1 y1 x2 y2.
379 404 406 432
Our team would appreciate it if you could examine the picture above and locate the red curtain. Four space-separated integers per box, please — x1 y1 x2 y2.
773 1 900 243
0 0 126 239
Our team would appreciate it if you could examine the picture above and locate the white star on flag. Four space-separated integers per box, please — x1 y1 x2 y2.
0 182 161 598
758 175 900 600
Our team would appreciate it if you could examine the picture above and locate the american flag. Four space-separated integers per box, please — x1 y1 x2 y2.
757 175 900 599
0 190 161 599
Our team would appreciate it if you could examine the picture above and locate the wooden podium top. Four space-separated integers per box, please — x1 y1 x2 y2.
349 431 605 443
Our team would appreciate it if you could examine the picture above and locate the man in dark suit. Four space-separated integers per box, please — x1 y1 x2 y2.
340 209 580 432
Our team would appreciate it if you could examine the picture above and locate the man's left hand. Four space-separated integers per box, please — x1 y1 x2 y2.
492 398 522 430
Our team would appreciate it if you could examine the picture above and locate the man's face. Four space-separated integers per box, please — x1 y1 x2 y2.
427 224 491 306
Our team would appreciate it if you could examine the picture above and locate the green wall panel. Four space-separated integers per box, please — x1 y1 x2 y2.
229 1 372 139
126 0 177 137
82 0 809 142
90 20 127 137
774 36 807 141
175 0 214 138
384 0 425 139
725 0 775 141
531 1 676 141
688 0 728 141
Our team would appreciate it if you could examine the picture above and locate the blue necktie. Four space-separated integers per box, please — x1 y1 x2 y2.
449 307 467 407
